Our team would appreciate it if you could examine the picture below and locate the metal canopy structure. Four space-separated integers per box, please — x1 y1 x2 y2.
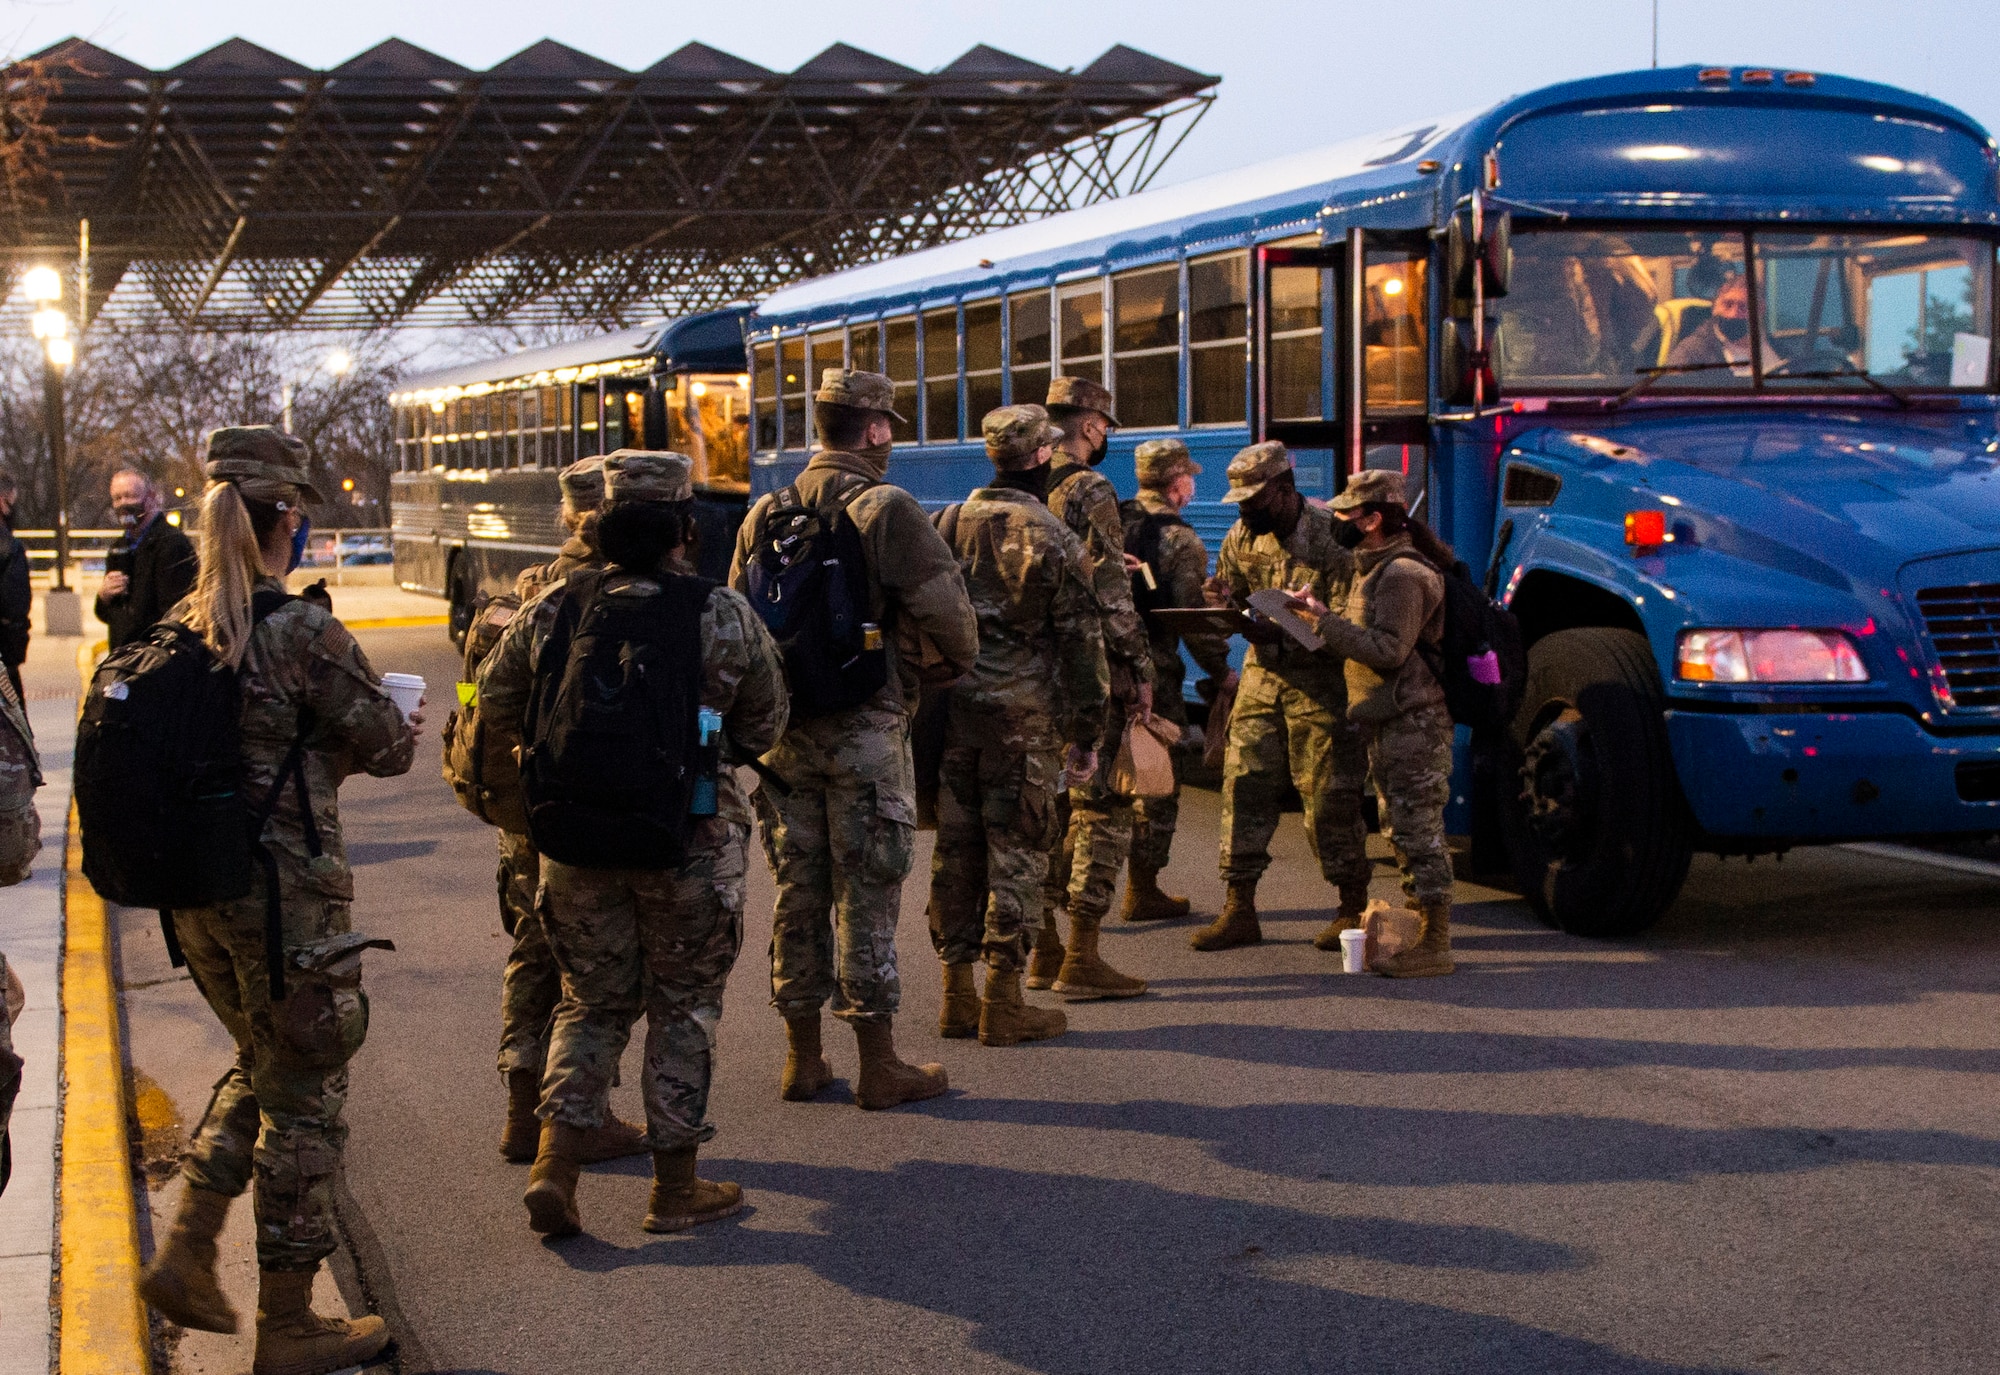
1 36 1215 330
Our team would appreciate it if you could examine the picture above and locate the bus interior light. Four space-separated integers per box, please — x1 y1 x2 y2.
1624 510 1667 546
1677 630 1868 684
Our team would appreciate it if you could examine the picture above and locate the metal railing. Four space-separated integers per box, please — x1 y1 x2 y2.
13 526 395 583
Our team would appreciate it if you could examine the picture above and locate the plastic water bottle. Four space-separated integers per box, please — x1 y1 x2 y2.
691 707 723 816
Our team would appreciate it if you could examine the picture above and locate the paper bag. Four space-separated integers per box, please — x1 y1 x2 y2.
1362 899 1421 970
1110 716 1180 798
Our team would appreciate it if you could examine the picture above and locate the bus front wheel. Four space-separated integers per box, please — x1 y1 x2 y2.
1500 627 1693 938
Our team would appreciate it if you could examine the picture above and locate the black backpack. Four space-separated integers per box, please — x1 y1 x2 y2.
1389 552 1526 733
520 568 712 870
1121 501 1188 630
744 477 886 718
75 590 317 996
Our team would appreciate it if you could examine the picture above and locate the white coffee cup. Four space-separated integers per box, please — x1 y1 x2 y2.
1338 926 1367 974
380 672 426 722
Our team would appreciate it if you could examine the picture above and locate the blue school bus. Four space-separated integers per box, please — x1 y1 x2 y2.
743 65 2000 936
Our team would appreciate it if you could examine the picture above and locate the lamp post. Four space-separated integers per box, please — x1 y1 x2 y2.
24 265 81 635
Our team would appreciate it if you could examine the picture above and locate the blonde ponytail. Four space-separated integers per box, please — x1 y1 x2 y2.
182 481 266 668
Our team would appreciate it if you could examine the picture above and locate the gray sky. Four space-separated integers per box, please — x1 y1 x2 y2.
10 0 1995 189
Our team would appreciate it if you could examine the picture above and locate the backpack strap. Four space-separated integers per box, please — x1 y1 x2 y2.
1373 550 1448 686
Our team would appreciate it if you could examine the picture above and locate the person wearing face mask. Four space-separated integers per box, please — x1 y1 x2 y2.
95 467 198 650
1665 272 1778 376
730 369 978 1110
927 405 1106 1044
1031 376 1154 1000
0 474 29 701
1191 442 1372 952
138 426 420 1373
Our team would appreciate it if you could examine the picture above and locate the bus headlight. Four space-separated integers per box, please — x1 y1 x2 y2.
1675 629 1868 683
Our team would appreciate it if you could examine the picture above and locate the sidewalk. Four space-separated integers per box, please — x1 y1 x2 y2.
29 569 446 641
0 627 81 1375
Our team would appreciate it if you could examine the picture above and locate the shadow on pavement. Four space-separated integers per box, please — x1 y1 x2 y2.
534 1160 1741 1375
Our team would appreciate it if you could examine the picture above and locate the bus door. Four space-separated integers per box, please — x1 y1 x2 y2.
1255 243 1342 502
1351 231 1432 516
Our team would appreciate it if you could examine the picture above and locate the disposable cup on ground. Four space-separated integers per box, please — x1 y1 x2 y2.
380 672 426 721
1338 927 1367 974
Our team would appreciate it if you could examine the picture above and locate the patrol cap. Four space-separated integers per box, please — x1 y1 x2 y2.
814 367 905 421
1330 467 1407 510
603 450 694 503
204 425 323 504
1044 375 1121 427
1219 441 1292 504
1134 437 1200 488
558 455 607 513
982 404 1061 465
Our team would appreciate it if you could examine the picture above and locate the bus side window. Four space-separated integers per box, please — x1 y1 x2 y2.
964 301 1002 429
753 340 778 452
1268 266 1325 421
780 337 807 451
1112 264 1180 428
884 318 918 444
1058 279 1105 386
923 308 960 442
851 322 881 374
1189 251 1249 425
1010 289 1051 407
541 386 560 467
1363 250 1428 416
576 382 601 455
808 328 845 392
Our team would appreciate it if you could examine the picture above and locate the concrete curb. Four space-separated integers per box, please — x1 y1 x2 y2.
345 615 448 630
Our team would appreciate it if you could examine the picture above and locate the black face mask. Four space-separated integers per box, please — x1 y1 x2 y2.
1085 435 1109 467
1331 518 1364 549
992 463 1051 501
1241 506 1280 536
1714 313 1750 343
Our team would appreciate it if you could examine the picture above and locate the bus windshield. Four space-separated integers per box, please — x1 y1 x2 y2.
1497 228 1996 393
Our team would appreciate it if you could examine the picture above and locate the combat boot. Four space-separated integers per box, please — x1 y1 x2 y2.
572 1114 651 1163
939 963 980 1038
1313 887 1372 952
1190 880 1261 951
250 1266 388 1375
780 1013 835 1101
642 1146 744 1233
1052 916 1148 999
1025 912 1065 990
522 1120 586 1237
1121 861 1190 922
500 1069 541 1162
853 1019 949 1109
978 966 1068 1046
1375 900 1456 978
139 1185 237 1334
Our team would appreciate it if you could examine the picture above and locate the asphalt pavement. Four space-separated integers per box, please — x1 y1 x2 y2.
119 625 2000 1375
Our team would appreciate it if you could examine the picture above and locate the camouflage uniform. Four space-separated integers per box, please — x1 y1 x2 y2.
171 577 415 1271
1040 378 1152 930
731 379 977 1025
1212 446 1371 898
495 528 604 1079
0 661 40 887
928 467 1108 970
481 453 789 1148
1122 446 1231 874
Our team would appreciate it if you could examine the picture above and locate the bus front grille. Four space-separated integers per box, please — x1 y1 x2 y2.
1917 583 2000 710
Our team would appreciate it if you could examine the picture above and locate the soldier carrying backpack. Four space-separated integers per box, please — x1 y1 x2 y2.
113 427 416 1375
478 450 789 1241
729 369 978 1113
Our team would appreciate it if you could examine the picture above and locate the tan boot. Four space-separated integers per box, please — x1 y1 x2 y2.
978 965 1067 1046
1121 862 1190 922
573 1113 652 1163
1025 912 1065 989
939 963 980 1039
522 1120 586 1237
642 1146 744 1233
1375 900 1456 978
1313 887 1371 952
499 1069 541 1162
1190 881 1261 951
139 1185 238 1334
780 1013 835 1101
853 1019 948 1110
1052 916 1148 999
250 1266 388 1375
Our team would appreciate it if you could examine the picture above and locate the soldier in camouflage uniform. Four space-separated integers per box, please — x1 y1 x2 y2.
141 428 414 1374
480 451 790 1237
1035 376 1152 999
730 370 978 1109
1191 441 1372 951
1295 469 1456 976
1119 438 1236 923
928 406 1107 1046
0 662 41 1200
484 457 647 1166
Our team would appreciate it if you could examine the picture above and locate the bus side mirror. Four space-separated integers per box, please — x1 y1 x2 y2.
1446 207 1512 303
1440 317 1500 407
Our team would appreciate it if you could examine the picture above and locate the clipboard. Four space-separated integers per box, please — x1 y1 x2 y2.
1246 588 1326 651
1150 607 1257 638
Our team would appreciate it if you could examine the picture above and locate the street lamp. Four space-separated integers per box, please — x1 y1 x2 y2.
24 266 78 630
282 347 357 433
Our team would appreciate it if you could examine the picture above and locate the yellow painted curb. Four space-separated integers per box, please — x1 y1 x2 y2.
345 614 448 629
58 799 153 1374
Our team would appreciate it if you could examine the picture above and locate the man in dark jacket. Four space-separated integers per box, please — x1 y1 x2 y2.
95 469 197 650
0 475 28 699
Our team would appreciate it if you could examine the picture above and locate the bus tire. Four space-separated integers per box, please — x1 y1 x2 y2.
447 555 476 650
1500 627 1693 938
